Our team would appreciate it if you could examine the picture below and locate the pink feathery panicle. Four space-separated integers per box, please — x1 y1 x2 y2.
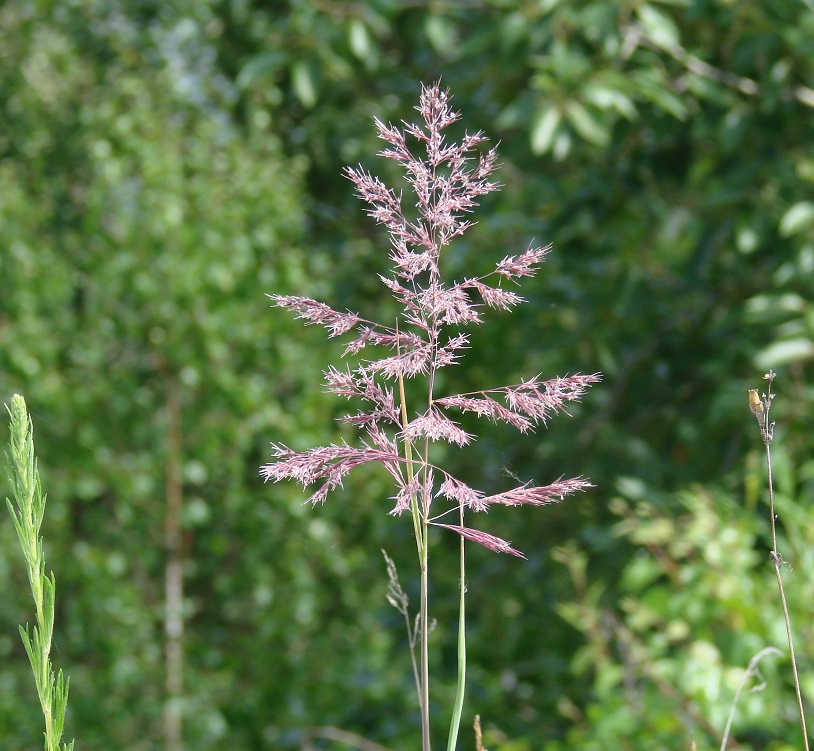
322 365 360 399
436 373 602 432
376 275 425 316
462 279 524 311
437 474 485 508
268 295 361 337
432 523 526 558
404 407 473 446
390 469 436 516
366 345 433 380
415 84 460 139
324 366 402 428
477 477 593 508
351 82 501 281
260 442 403 506
502 373 604 423
342 325 427 358
365 422 401 456
419 285 482 326
434 394 534 432
261 83 601 552
389 244 435 279
373 117 408 154
495 244 553 280
434 333 469 369
390 474 422 516
344 166 410 239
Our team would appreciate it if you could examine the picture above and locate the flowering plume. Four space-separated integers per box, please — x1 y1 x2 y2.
261 83 601 557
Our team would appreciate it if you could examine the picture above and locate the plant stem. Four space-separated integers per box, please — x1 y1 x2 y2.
764 439 809 751
398 367 431 751
754 374 809 750
420 529 431 751
446 505 466 751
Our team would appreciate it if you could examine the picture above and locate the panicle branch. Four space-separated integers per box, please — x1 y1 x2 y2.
496 244 554 279
403 407 473 447
269 295 361 337
432 524 526 559
436 471 592 513
478 477 594 508
261 441 404 506
437 373 603 433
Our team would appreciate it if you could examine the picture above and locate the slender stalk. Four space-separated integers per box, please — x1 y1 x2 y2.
446 505 466 751
750 373 809 750
764 439 808 751
419 533 430 751
382 549 423 709
420 287 440 751
398 365 431 751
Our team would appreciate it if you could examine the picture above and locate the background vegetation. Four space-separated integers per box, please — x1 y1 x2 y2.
2 1 814 749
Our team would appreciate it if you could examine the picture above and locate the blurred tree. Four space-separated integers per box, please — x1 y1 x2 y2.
0 1 337 749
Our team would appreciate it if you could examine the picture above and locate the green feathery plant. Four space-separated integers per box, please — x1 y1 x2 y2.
5 394 74 751
747 371 809 750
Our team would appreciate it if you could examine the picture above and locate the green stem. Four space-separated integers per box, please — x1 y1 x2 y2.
420 529 431 751
446 506 466 751
398 369 431 751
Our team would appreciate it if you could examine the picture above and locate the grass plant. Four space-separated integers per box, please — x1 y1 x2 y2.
747 371 809 750
261 82 600 750
5 394 74 751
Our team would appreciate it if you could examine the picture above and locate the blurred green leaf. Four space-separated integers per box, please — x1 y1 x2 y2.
531 106 562 154
565 101 610 146
779 201 814 237
292 60 317 108
636 4 680 50
755 338 814 368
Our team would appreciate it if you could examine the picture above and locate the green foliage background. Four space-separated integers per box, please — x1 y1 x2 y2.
2 1 814 749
